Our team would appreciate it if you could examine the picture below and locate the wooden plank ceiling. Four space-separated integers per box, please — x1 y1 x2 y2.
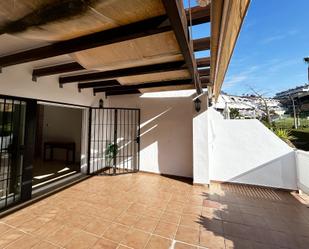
0 0 248 97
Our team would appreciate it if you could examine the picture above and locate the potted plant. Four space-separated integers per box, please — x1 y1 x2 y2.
105 141 118 174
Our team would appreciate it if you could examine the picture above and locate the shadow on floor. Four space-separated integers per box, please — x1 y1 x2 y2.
32 159 79 187
196 182 309 248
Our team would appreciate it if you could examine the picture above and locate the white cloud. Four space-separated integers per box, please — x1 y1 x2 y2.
223 65 259 88
260 29 299 45
260 34 286 44
224 75 248 88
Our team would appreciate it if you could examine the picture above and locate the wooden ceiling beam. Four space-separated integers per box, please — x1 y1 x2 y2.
200 76 210 84
196 57 211 67
185 5 211 26
59 60 186 84
105 89 141 96
32 62 84 81
193 37 211 52
162 0 202 94
31 37 209 80
94 79 192 93
78 80 120 91
198 68 210 77
104 78 212 96
0 15 170 68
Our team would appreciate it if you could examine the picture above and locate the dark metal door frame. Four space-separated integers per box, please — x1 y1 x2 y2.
0 96 37 210
88 107 140 175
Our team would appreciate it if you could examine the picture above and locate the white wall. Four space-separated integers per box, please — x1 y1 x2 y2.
209 108 298 190
193 94 210 184
296 150 309 194
0 60 104 106
42 105 82 162
108 91 196 178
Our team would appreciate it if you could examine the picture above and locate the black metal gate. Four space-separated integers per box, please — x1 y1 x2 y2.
0 97 27 210
88 107 140 175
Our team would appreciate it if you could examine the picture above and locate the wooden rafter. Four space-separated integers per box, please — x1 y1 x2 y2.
0 15 170 68
32 62 85 81
196 57 210 68
105 89 141 96
31 39 210 80
193 37 211 52
185 5 210 26
198 68 210 77
0 4 211 70
162 0 202 94
200 76 210 84
59 61 186 84
105 81 212 97
78 80 120 90
94 79 193 93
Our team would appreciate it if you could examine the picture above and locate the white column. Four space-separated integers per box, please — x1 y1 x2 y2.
193 94 210 185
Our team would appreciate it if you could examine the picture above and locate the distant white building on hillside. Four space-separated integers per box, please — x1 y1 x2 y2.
215 94 285 119
275 84 309 99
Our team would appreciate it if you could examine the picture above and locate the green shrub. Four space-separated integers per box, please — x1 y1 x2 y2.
273 128 296 148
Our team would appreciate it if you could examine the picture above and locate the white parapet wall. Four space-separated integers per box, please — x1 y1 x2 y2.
296 150 309 194
208 108 298 190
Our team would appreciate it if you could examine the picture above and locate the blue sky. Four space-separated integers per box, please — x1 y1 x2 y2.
184 0 309 97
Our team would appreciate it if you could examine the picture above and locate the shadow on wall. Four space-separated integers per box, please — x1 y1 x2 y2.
209 113 298 190
137 96 194 178
109 92 200 178
227 151 297 190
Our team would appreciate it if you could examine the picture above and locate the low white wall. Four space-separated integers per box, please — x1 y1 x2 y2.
296 150 309 194
108 91 195 178
209 108 298 190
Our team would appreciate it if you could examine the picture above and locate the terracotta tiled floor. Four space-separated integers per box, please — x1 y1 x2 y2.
0 173 309 249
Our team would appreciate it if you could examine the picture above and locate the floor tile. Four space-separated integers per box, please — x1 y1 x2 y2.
160 212 181 224
179 214 200 229
145 235 172 249
32 241 60 249
199 230 225 249
5 234 40 249
83 218 112 236
200 219 224 234
115 213 140 227
153 221 178 239
0 222 11 234
103 223 129 243
175 225 199 245
223 221 252 239
225 236 254 249
121 228 150 249
45 225 80 247
92 238 118 249
133 216 159 233
0 229 25 248
17 217 48 233
64 230 98 249
174 241 198 249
